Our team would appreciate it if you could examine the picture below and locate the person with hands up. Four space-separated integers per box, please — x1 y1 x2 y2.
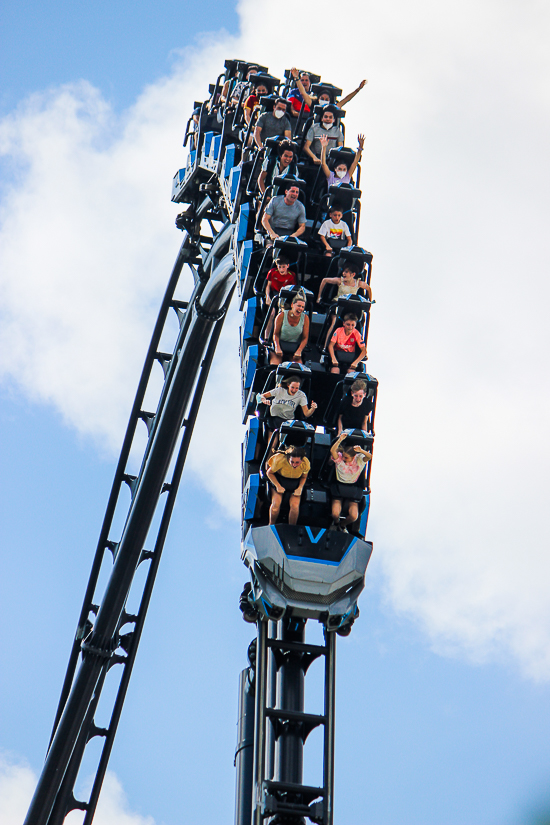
329 433 372 532
289 68 368 111
319 133 364 187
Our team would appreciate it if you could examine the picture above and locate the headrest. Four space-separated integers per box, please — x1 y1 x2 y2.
334 294 370 316
225 59 269 76
339 372 378 393
284 69 322 84
311 82 343 100
328 183 362 203
278 285 314 305
314 104 345 120
273 236 308 254
278 420 315 450
339 246 373 266
254 94 277 110
276 361 312 378
250 72 280 90
273 175 306 190
280 420 315 432
339 429 374 447
265 136 298 153
327 146 355 170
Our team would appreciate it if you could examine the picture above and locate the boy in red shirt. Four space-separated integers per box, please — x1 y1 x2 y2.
265 255 297 305
328 313 367 374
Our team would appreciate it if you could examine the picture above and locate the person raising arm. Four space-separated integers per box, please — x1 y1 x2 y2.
289 68 368 110
338 78 368 108
319 133 364 186
329 433 372 532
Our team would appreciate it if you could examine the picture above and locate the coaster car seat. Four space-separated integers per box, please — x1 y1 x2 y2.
323 374 379 431
259 284 315 349
253 236 308 300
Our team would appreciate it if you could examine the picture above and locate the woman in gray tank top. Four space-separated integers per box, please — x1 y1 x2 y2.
270 290 310 366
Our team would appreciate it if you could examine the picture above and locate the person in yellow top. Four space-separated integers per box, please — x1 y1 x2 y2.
266 446 311 525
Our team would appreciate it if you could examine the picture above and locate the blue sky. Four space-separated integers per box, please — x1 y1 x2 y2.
0 0 238 114
1 1 550 824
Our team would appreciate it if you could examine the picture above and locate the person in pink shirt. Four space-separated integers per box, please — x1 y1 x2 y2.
327 313 367 374
329 432 372 532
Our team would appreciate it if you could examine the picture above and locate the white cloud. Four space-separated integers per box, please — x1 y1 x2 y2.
70 773 155 825
0 755 36 825
0 755 153 825
1 0 550 677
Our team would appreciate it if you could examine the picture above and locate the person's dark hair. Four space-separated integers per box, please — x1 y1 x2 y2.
341 444 357 458
286 446 306 458
350 379 367 393
275 97 288 107
274 254 290 265
277 139 294 157
341 263 359 277
284 181 300 194
280 375 302 389
329 202 344 214
343 313 358 323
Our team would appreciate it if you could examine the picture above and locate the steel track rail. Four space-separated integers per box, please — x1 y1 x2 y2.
25 205 235 824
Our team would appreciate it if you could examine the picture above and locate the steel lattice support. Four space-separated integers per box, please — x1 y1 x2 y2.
25 202 236 825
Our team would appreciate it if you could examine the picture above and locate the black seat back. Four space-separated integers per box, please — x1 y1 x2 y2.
323 375 379 429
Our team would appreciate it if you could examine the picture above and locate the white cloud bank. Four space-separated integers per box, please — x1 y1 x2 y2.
1 0 550 677
0 754 154 825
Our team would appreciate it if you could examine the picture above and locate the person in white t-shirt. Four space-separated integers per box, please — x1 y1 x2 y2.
259 375 317 451
318 206 353 257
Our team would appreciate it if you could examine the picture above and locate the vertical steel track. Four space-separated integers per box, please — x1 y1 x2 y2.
239 618 336 825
